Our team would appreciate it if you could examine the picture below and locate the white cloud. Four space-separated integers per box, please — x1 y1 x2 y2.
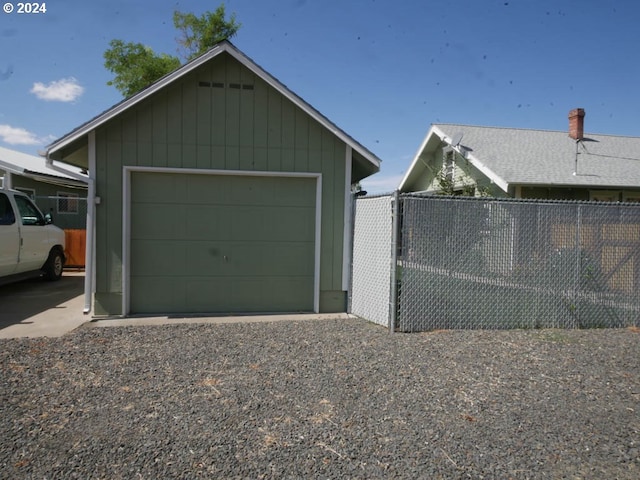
0 124 42 145
30 77 84 102
0 125 53 146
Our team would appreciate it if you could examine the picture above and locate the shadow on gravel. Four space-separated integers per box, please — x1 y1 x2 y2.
0 272 84 328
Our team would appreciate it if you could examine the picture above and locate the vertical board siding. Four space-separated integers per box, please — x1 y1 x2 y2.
196 77 212 148
181 73 198 149
95 52 348 314
152 96 168 144
253 81 269 148
267 86 282 150
166 86 183 146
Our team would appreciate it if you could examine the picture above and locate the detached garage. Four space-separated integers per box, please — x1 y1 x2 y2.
45 40 380 317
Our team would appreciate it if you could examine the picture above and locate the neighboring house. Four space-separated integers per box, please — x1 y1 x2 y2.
0 146 88 229
45 40 381 317
399 109 640 201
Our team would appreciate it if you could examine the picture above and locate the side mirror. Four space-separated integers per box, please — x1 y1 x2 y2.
44 212 53 225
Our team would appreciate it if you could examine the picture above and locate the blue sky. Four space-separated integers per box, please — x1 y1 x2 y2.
2 0 640 192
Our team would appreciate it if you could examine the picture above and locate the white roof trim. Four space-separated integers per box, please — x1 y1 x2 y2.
398 124 509 193
454 146 509 194
47 41 381 170
398 125 439 191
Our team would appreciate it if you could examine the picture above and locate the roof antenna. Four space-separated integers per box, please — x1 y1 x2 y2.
450 132 463 148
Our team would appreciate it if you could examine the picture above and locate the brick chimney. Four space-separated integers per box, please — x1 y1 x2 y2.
568 108 585 140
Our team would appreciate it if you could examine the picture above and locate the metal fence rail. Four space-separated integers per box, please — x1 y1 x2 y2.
349 193 640 332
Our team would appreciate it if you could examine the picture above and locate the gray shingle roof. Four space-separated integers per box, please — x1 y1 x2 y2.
435 124 640 188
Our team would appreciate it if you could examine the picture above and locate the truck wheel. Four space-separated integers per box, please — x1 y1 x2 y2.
43 248 64 281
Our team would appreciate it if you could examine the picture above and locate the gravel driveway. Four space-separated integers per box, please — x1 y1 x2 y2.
1 318 639 479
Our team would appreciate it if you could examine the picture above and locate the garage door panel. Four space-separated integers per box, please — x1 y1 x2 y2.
184 242 226 275
274 179 317 207
229 206 315 242
132 240 316 278
130 172 317 314
186 278 234 311
131 274 313 314
261 276 315 311
185 175 228 205
130 276 187 313
225 176 316 207
132 203 189 240
228 242 314 276
265 207 315 241
185 205 232 240
131 239 189 276
266 243 315 275
132 172 187 203
227 276 313 312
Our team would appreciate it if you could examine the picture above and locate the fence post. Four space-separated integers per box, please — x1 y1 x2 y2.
389 190 400 333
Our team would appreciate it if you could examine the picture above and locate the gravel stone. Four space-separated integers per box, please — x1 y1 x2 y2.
1 319 639 479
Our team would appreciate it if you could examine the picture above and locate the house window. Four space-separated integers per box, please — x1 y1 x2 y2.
57 192 79 214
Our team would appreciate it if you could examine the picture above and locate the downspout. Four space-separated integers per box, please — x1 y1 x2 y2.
1 171 12 190
42 137 96 315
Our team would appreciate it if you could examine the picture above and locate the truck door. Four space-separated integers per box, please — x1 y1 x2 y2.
13 194 50 273
0 192 19 277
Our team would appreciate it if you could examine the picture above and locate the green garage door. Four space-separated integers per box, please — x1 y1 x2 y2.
129 172 317 314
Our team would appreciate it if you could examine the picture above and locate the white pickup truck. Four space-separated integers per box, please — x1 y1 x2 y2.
0 188 65 285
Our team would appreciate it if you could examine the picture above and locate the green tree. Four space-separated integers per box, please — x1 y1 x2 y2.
173 5 240 61
103 3 240 98
103 40 181 98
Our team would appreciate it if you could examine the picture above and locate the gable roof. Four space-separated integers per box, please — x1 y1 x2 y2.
46 40 381 175
0 146 87 188
400 123 640 193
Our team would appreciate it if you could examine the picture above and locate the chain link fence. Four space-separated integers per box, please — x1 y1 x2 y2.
349 195 395 328
350 193 640 332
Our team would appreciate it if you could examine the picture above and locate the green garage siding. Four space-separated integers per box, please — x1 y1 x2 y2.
129 172 316 314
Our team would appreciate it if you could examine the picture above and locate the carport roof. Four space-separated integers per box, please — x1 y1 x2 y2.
46 40 381 179
0 145 87 188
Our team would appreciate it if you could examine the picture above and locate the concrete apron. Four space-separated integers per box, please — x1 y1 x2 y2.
0 271 87 339
0 272 351 339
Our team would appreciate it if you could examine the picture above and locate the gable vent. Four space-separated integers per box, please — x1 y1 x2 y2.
199 81 253 90
229 83 254 90
199 81 225 88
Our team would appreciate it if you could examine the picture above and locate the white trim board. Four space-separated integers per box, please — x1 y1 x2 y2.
342 145 353 291
122 166 322 316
